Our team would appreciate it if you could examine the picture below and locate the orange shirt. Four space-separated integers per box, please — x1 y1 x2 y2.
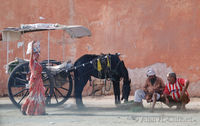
144 76 165 94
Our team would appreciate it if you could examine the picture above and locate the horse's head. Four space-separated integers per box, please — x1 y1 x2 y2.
116 60 131 102
121 78 131 102
124 78 131 85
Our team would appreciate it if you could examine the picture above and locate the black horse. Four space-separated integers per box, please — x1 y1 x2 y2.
74 53 131 108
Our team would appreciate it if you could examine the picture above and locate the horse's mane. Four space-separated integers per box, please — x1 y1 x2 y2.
74 54 98 65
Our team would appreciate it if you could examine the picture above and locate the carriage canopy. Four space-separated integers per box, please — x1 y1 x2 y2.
2 23 91 41
1 23 91 66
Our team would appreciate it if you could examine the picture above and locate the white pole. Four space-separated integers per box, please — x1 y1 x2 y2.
23 42 25 59
62 31 65 62
6 32 9 65
48 30 50 65
22 33 25 59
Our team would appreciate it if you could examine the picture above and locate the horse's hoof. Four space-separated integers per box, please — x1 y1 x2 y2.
77 104 86 110
149 109 154 113
123 100 134 105
124 99 129 103
115 101 121 105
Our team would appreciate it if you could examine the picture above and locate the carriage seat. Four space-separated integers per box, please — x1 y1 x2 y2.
46 61 73 75
15 57 29 63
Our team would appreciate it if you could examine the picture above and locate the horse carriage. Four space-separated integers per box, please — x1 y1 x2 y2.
2 23 131 108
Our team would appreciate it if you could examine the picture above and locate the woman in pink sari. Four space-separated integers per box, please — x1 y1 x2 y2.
21 41 46 115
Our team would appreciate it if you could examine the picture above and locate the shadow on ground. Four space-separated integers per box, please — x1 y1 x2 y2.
47 104 200 117
0 104 17 109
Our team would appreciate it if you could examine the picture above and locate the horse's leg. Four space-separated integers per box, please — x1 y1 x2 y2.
74 75 89 108
113 81 121 105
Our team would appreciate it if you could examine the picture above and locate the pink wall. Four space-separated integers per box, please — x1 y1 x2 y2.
0 0 200 96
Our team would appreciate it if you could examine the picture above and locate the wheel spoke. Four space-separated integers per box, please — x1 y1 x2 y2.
43 78 49 81
43 84 49 87
60 87 69 91
53 90 59 103
54 87 64 97
13 88 27 97
17 90 29 104
10 84 26 88
45 87 49 96
14 77 28 84
10 76 27 85
42 75 49 81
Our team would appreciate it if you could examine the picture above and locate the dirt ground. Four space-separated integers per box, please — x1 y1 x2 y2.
0 95 200 126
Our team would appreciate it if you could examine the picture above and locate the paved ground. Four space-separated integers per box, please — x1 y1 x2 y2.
0 96 200 126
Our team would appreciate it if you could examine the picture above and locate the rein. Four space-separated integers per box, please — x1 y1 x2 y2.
70 54 122 82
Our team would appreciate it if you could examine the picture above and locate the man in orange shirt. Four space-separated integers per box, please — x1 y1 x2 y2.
134 68 165 112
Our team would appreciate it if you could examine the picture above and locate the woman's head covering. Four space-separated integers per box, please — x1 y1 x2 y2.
146 68 156 77
26 41 40 54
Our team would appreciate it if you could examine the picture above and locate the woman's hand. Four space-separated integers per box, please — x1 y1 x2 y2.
32 40 36 45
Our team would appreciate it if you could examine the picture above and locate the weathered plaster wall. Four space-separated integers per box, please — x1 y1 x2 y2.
0 0 200 97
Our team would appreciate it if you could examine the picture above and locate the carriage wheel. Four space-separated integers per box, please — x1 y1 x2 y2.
7 62 55 108
46 72 73 107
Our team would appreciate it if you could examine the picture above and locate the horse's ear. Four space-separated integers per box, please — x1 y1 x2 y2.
121 60 125 65
115 53 120 56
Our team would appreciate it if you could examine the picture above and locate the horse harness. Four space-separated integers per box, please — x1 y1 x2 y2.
92 54 123 82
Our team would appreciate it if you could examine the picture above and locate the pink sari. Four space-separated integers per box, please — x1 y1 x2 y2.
21 57 46 115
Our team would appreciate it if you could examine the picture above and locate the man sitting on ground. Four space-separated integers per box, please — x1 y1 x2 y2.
163 72 190 111
133 68 165 111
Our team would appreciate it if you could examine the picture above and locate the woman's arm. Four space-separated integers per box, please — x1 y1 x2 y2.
29 41 36 67
29 41 37 79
